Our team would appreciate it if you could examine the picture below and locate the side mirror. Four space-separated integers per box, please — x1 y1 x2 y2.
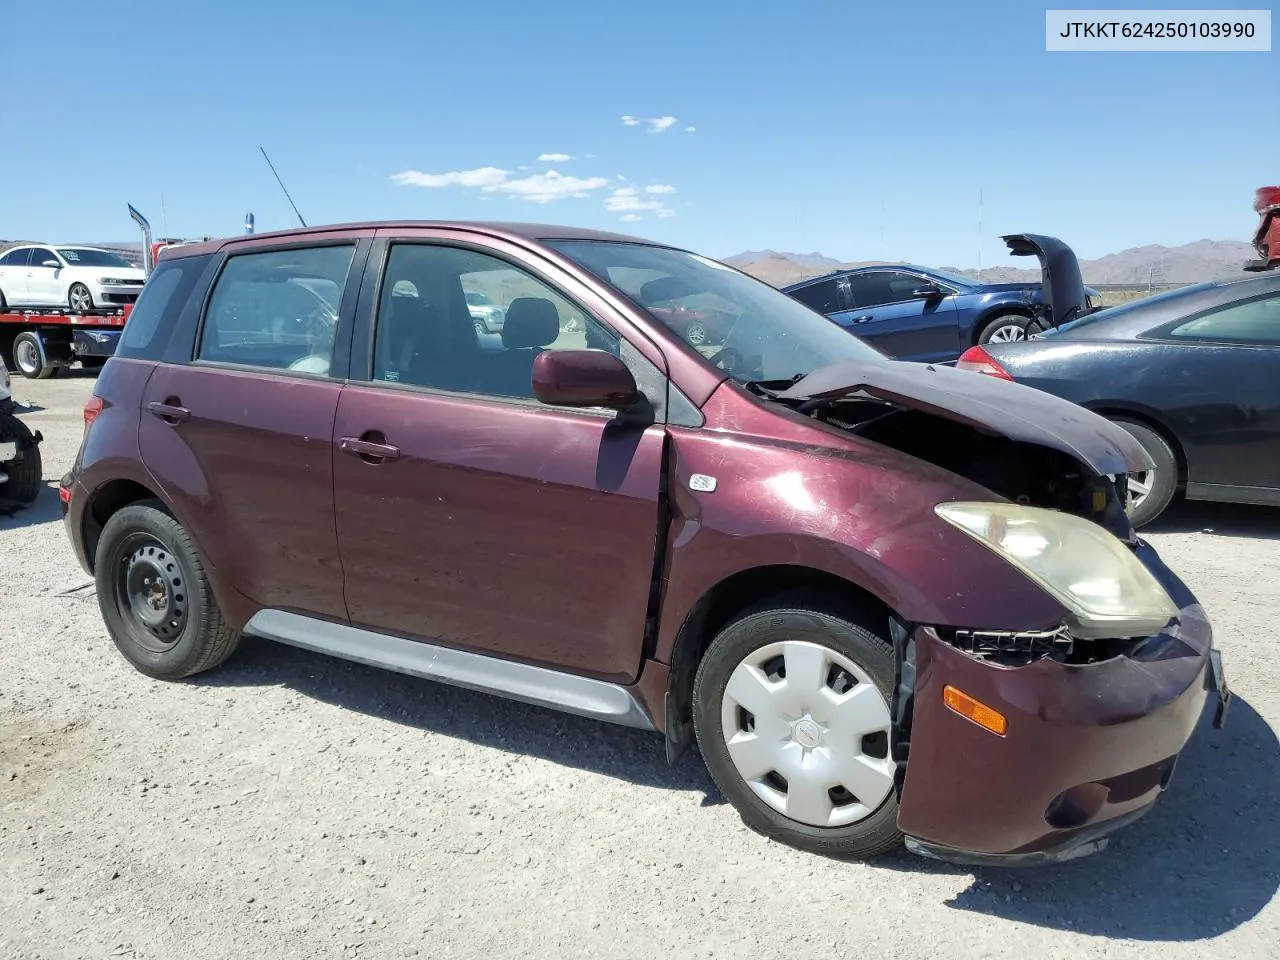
911 282 943 299
531 349 641 410
42 259 62 268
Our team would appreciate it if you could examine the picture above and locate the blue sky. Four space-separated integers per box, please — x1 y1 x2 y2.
3 0 1274 266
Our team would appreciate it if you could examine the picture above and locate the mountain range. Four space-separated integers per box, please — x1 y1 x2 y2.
723 239 1259 288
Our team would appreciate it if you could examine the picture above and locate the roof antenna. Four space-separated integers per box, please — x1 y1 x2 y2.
259 146 307 227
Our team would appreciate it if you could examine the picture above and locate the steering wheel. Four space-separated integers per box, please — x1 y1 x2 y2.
709 346 745 374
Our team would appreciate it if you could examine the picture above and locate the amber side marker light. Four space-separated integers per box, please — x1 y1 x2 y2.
943 685 1008 736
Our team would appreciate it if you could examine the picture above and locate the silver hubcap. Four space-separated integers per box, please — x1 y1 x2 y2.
15 339 38 373
988 324 1026 342
1128 469 1153 508
70 287 91 310
720 640 895 828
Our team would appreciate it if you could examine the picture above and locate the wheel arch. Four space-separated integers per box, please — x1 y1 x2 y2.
970 303 1035 346
81 477 172 573
661 563 906 763
1084 402 1189 485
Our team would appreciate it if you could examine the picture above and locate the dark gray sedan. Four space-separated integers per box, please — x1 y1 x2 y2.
956 273 1280 527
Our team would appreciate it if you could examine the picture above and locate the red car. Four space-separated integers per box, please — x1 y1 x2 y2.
1246 185 1280 272
61 221 1228 865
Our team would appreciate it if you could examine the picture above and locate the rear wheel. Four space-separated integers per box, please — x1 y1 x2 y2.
95 501 242 680
977 312 1031 344
12 332 53 380
0 411 42 504
1109 418 1178 527
692 595 902 860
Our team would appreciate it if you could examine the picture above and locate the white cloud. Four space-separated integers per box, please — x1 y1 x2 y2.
604 186 675 221
390 166 510 188
486 170 611 203
621 115 685 134
684 126 696 133
644 184 676 194
538 152 572 162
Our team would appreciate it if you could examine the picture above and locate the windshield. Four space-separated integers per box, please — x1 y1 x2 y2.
546 240 885 383
57 247 136 268
923 267 982 289
1040 281 1217 336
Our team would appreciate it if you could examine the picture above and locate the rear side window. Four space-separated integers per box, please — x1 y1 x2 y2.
0 248 31 267
1165 295 1280 345
196 245 355 376
115 255 215 361
789 277 842 314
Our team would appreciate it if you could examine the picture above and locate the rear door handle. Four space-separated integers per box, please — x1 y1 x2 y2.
340 436 401 463
147 401 190 424
851 314 874 324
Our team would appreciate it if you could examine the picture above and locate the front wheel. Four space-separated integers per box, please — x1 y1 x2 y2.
94 501 242 680
68 283 94 312
692 595 902 860
977 312 1030 345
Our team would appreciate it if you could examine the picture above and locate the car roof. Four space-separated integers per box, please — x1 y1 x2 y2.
1051 273 1280 340
161 220 663 261
782 264 934 291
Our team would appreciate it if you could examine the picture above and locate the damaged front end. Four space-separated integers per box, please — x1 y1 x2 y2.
759 356 1226 863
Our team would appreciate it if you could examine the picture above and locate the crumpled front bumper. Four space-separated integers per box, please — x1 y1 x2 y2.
895 542 1227 864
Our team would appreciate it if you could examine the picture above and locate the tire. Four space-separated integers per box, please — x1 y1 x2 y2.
977 312 1031 345
692 593 902 860
1109 418 1178 527
94 501 242 680
12 331 53 380
68 283 94 313
0 411 42 504
0 286 8 311
473 319 486 335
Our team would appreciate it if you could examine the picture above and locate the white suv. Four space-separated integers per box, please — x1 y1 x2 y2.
0 244 146 313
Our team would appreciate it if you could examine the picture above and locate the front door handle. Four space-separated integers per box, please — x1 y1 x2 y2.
850 314 874 324
147 401 190 424
340 435 401 463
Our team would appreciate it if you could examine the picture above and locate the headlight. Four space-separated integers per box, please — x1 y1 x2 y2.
936 501 1178 639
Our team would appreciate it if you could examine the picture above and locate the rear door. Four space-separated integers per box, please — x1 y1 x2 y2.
332 231 667 683
138 233 372 621
837 270 961 362
0 248 32 303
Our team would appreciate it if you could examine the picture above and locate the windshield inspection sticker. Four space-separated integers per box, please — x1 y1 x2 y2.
689 474 718 492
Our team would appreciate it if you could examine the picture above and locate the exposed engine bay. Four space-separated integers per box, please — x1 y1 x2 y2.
805 398 1135 541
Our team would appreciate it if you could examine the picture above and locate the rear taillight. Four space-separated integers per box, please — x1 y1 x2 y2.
83 395 105 429
955 346 1014 381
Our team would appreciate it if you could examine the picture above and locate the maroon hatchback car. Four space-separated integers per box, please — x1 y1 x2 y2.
61 221 1229 865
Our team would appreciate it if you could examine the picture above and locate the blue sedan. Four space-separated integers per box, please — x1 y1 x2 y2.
781 262 1101 364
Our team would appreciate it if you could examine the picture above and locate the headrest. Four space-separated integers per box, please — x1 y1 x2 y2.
501 297 561 349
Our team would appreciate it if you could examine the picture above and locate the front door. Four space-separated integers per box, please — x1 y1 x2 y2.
333 238 665 683
138 238 369 621
837 271 961 362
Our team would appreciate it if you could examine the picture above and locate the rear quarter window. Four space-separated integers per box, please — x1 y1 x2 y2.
115 255 216 361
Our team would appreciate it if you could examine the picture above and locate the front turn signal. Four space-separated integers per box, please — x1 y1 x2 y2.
943 685 1008 737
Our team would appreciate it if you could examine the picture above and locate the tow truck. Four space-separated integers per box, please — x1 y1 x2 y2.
0 301 134 380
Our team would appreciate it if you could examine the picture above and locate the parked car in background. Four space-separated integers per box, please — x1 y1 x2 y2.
465 290 506 334
0 245 146 312
782 255 1101 364
958 271 1280 527
62 220 1226 866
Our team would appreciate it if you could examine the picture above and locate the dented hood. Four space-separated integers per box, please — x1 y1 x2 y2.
1002 233 1088 326
777 358 1153 476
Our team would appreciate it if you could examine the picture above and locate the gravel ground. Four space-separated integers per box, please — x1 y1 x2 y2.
2 370 1278 960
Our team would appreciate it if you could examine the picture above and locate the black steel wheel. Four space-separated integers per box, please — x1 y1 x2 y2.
94 501 241 679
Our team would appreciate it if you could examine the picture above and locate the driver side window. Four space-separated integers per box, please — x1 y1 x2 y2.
196 244 355 375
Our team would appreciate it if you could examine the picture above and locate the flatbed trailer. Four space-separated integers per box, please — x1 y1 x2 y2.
0 303 133 379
